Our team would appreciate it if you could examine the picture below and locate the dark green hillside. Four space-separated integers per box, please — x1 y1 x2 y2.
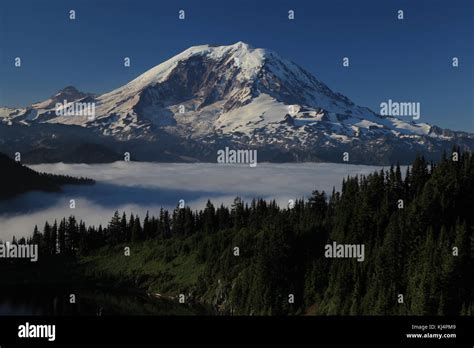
5 148 473 315
0 152 94 200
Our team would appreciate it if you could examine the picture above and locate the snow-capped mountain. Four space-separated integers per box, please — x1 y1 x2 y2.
1 86 95 125
1 42 472 164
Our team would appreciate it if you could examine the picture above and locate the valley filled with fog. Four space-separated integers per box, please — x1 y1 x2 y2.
0 162 393 241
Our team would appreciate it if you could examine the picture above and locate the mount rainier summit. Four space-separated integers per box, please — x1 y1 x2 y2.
1 42 472 164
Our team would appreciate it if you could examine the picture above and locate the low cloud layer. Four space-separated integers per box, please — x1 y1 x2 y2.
0 162 390 241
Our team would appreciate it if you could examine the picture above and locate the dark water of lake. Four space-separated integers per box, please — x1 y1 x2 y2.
0 287 207 316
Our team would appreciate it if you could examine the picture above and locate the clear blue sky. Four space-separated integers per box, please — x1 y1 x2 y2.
0 0 472 131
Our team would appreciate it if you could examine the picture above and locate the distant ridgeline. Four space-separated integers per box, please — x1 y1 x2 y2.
4 148 473 315
0 152 94 200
